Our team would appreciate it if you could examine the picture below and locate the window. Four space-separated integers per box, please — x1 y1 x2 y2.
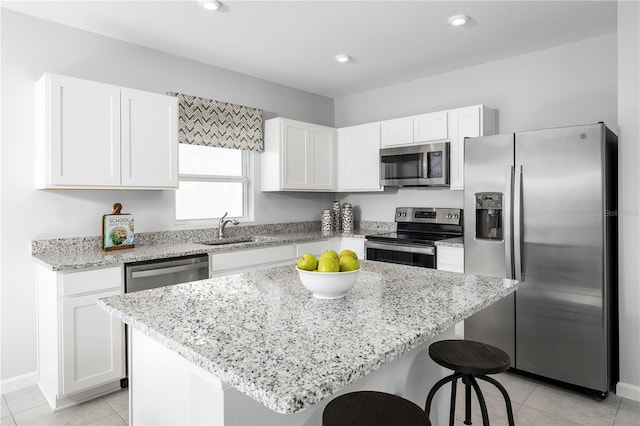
175 144 249 222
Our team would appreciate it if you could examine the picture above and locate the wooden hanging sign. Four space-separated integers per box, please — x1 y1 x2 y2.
102 203 135 251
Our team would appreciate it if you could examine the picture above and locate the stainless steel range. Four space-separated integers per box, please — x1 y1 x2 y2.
365 207 463 269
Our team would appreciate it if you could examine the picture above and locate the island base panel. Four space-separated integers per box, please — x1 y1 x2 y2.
129 328 454 425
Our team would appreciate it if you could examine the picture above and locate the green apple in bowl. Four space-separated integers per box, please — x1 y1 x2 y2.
339 249 358 260
317 257 340 272
297 253 318 271
339 256 360 272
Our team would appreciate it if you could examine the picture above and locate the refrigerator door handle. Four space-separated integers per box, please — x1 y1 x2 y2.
504 165 514 279
514 164 523 281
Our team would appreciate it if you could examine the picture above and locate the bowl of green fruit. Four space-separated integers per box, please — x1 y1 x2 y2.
296 249 361 299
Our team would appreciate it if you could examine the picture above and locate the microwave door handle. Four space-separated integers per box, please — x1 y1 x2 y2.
504 165 514 279
513 164 523 281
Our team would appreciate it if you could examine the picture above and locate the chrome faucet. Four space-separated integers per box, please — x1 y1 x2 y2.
218 212 239 239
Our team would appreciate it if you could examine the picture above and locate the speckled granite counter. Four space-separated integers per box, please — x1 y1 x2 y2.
32 228 379 272
99 260 517 415
435 237 464 248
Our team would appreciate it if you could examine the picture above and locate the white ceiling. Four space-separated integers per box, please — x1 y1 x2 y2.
2 0 617 98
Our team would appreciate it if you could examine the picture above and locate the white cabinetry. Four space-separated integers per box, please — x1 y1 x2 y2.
380 117 413 147
35 73 178 189
413 111 448 143
337 237 366 259
262 118 335 191
447 105 495 190
209 245 294 276
380 111 448 148
294 240 333 257
36 265 125 410
436 246 464 273
337 123 382 192
436 245 465 338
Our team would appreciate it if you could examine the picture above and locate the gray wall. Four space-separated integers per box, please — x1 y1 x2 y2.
334 34 617 221
0 10 334 384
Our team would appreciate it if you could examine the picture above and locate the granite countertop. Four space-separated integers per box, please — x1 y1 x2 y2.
32 229 372 272
99 260 518 414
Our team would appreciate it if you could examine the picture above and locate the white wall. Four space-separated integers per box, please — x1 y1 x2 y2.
335 34 618 221
616 0 640 401
0 10 334 385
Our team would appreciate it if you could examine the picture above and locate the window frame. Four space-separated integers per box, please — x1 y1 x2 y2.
174 147 251 225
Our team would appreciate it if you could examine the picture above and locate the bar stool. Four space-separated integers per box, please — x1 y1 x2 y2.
424 339 515 426
323 390 431 426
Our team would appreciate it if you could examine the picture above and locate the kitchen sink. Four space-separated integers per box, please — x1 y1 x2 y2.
195 236 276 246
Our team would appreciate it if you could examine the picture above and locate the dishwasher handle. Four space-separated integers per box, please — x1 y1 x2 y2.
130 263 208 279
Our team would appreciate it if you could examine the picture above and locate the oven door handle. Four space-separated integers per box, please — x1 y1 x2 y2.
365 241 435 255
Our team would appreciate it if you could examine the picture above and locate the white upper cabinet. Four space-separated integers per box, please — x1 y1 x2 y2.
262 117 336 191
337 122 383 192
121 88 178 188
413 111 448 143
381 111 448 148
35 73 177 189
447 105 495 190
380 117 413 147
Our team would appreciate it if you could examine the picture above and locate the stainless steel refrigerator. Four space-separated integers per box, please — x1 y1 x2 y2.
463 122 618 396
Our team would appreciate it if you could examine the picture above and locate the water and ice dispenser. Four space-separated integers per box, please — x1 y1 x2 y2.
475 192 503 240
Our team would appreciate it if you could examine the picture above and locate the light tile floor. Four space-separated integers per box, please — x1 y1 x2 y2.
1 372 638 425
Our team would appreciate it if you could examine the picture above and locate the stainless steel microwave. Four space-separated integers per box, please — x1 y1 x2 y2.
380 142 450 187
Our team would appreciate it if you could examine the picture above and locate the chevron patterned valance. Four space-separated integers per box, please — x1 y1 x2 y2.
168 92 264 152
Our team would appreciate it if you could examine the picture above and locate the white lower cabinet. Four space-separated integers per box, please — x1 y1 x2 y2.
337 237 366 259
294 240 333 257
436 246 465 338
36 265 125 410
296 238 365 259
210 238 366 277
436 246 464 273
209 245 294 277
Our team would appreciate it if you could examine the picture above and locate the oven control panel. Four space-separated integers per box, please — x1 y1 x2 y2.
395 207 462 225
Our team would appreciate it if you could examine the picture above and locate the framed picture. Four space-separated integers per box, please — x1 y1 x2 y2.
102 203 135 251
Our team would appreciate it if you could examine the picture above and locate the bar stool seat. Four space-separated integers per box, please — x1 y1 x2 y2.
425 339 515 426
323 390 431 426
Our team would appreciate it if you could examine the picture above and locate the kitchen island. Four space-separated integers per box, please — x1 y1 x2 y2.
99 260 518 425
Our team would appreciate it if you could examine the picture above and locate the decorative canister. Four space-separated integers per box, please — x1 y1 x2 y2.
321 209 333 231
332 201 342 231
342 204 354 232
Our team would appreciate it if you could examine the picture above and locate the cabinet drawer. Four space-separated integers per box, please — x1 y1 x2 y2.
295 240 332 257
61 267 122 297
210 245 293 272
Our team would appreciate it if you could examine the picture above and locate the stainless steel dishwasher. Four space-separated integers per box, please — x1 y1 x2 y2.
124 254 209 293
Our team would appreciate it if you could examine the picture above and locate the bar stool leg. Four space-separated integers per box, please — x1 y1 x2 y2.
463 376 472 425
477 375 515 426
468 375 490 426
449 378 457 426
425 372 463 418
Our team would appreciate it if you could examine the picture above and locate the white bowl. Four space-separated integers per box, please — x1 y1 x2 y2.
296 267 360 299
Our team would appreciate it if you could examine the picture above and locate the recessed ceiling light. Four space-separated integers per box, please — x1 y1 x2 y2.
335 54 352 64
199 0 222 11
448 15 470 27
